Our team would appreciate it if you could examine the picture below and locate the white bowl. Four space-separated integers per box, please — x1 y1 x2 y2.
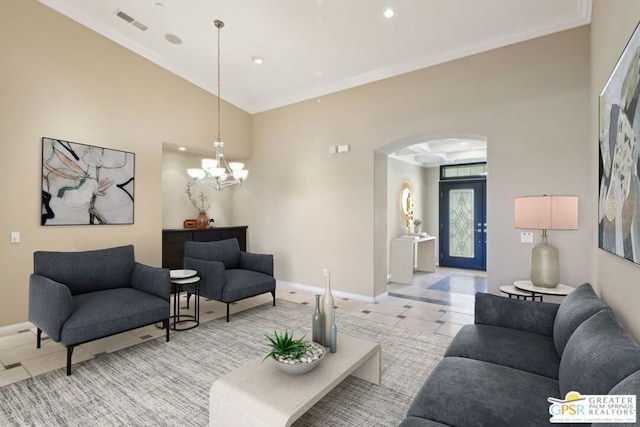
271 342 325 375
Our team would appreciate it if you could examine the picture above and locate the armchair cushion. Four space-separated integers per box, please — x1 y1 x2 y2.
33 245 135 295
222 270 276 302
61 288 169 346
184 239 240 269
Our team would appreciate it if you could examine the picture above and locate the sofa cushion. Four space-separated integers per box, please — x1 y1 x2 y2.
406 357 559 427
559 309 640 397
60 288 169 346
475 293 559 336
445 324 560 379
34 245 135 295
553 283 608 356
399 417 451 427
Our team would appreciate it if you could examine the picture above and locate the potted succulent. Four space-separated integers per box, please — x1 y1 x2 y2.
263 329 325 375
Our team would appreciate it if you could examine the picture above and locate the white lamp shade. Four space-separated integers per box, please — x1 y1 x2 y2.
229 162 244 171
187 168 206 179
201 158 218 170
210 167 226 177
514 195 578 230
233 169 249 180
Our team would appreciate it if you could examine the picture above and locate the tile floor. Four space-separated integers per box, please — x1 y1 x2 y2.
0 268 485 388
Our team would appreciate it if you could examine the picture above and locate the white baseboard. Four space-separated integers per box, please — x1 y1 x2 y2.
277 280 385 304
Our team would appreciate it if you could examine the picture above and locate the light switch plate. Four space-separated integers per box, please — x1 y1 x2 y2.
520 232 533 243
10 231 20 244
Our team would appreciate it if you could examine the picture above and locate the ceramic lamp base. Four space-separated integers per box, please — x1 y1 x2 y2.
530 237 559 288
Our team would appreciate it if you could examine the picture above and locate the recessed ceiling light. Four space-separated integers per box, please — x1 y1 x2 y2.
165 33 182 45
178 147 186 151
252 57 264 65
384 8 394 18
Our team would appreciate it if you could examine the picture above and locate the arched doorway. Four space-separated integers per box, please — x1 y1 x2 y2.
373 133 488 297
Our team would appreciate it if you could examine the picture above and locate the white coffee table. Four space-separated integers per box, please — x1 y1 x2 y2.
209 333 381 426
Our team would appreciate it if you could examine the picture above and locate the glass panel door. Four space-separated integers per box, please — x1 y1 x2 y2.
439 181 486 270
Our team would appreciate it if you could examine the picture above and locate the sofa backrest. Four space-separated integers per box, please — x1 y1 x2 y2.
559 309 640 397
184 239 240 269
553 283 609 356
33 245 135 295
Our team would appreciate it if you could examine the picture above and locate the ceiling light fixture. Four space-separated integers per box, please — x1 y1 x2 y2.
384 8 394 18
252 57 264 65
187 19 248 190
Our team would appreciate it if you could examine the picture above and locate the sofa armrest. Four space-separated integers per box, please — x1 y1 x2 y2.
474 293 559 337
131 263 170 302
28 274 73 342
184 257 226 300
239 252 274 276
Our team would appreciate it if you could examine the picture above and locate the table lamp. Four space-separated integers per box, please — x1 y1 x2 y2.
514 195 578 288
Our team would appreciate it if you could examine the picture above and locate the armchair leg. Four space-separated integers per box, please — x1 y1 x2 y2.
66 346 74 376
271 290 276 306
164 318 170 342
226 304 230 322
37 328 42 349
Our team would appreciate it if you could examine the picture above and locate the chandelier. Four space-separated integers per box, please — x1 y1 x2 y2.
187 19 248 190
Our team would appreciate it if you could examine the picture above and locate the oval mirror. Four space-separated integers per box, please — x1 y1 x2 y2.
398 180 413 223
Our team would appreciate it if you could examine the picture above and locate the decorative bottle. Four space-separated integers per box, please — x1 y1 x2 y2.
312 294 323 345
321 269 334 346
330 307 337 353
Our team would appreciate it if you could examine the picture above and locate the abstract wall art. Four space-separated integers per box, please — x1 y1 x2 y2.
599 23 640 263
41 137 135 226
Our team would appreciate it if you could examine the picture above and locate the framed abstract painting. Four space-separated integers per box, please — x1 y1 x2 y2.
41 137 135 225
599 23 640 263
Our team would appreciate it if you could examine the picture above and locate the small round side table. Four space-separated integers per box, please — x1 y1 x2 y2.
513 280 575 302
169 269 200 331
499 285 541 301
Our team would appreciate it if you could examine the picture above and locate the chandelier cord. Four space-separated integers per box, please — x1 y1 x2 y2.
215 19 223 143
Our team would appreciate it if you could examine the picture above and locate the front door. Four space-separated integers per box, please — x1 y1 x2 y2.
439 180 486 270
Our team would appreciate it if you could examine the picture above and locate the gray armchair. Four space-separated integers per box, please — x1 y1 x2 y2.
29 245 170 375
184 238 276 322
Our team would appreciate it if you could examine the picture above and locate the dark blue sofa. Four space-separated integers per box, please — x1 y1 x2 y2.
28 245 170 375
401 284 640 426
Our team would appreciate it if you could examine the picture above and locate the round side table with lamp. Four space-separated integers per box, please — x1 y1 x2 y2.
513 280 575 302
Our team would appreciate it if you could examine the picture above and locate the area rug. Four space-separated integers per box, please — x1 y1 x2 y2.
0 300 451 426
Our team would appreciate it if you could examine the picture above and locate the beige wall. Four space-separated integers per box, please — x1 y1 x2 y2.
0 0 250 326
236 27 592 299
162 150 233 229
591 0 640 342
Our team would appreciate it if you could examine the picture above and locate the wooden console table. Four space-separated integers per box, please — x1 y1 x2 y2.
162 226 247 269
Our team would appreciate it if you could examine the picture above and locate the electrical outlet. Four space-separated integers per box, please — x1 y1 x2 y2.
520 232 533 243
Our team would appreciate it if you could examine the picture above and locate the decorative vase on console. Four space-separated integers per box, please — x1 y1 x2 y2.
196 211 208 229
186 182 210 229
321 269 335 347
312 294 323 345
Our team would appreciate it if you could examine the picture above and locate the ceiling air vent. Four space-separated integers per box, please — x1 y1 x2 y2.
115 10 148 31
